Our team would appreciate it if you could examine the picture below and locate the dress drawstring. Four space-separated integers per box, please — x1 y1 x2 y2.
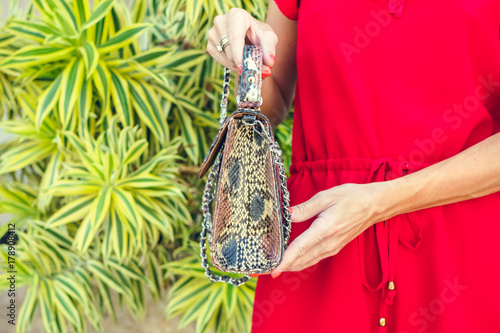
358 158 423 332
387 0 405 18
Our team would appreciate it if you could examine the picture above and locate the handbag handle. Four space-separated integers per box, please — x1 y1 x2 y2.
219 44 263 126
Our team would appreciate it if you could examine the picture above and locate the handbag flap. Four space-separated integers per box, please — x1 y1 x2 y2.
197 110 273 178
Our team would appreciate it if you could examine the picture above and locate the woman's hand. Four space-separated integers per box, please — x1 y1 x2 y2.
207 8 278 76
270 182 391 277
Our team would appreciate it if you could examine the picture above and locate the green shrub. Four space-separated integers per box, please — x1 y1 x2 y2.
0 0 293 332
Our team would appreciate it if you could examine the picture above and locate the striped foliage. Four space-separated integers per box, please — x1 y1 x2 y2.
164 246 257 333
0 0 294 332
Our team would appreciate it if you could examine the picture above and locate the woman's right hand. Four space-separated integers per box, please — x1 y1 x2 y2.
207 8 278 78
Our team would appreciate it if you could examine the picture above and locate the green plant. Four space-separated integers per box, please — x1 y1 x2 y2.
164 247 257 333
0 0 294 332
0 0 191 331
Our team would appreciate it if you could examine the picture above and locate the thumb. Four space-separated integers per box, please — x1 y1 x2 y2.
258 29 278 70
290 192 329 223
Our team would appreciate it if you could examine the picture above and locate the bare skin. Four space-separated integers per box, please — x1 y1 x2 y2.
207 2 500 278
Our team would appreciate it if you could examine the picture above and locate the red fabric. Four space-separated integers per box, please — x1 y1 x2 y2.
252 1 500 332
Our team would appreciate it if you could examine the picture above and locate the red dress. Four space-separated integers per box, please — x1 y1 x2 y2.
252 1 500 332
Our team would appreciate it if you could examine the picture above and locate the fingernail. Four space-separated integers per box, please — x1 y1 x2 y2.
237 65 242 74
262 69 272 78
271 270 282 279
289 207 294 215
269 54 275 68
250 273 261 277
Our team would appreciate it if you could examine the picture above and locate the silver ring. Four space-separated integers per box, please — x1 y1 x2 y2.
217 35 229 53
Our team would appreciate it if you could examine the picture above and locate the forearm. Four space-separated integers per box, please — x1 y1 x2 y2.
381 132 500 219
261 76 290 128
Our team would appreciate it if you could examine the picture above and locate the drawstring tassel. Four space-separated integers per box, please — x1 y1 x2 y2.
385 282 397 305
379 289 388 332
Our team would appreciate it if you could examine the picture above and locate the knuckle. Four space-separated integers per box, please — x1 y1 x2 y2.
320 231 332 243
318 190 333 205
318 220 333 236
206 43 214 55
323 227 335 239
229 7 243 15
296 243 307 256
272 35 279 45
207 28 216 39
327 225 340 239
316 242 328 253
326 242 337 252
227 34 238 43
329 244 340 255
213 15 223 25
267 30 279 43
294 203 306 216
312 191 326 204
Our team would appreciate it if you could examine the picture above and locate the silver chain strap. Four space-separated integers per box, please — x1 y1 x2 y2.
267 136 292 248
218 67 231 126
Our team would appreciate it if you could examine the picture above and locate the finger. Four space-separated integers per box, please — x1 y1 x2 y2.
297 249 338 271
285 238 333 272
212 14 235 68
271 217 329 274
250 271 272 278
257 28 278 69
227 8 252 69
248 19 273 76
207 26 238 72
291 191 332 223
289 219 371 272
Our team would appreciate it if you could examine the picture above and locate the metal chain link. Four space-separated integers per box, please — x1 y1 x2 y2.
218 67 232 126
272 142 292 247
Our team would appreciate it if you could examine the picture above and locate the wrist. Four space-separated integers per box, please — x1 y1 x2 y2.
361 181 400 226
377 174 426 220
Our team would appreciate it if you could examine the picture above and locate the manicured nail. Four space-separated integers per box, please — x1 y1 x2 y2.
269 54 275 68
289 207 294 215
271 270 282 279
262 69 272 78
237 65 242 74
250 273 261 277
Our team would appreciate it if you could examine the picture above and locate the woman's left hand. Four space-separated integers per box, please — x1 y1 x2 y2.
270 182 391 277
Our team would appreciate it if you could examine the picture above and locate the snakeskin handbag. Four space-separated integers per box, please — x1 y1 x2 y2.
198 44 292 286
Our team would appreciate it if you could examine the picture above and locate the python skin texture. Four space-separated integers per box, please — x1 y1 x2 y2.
211 116 283 273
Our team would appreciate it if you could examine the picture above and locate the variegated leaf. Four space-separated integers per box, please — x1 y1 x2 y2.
0 139 55 174
46 195 95 227
36 72 63 130
109 70 132 126
79 41 99 79
81 0 116 31
58 58 85 130
98 23 151 54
